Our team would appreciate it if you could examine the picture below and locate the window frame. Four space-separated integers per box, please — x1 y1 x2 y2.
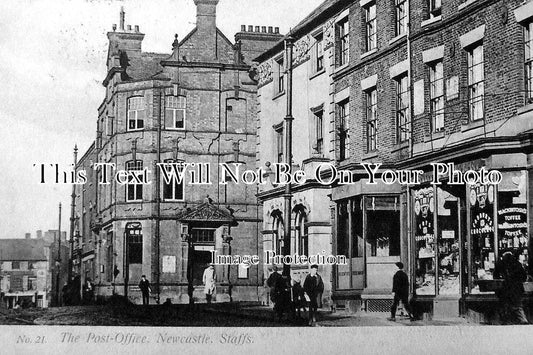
395 0 407 37
127 96 146 132
314 109 324 155
364 2 377 52
429 60 445 132
525 22 533 103
125 160 144 202
365 88 378 152
162 159 185 202
274 124 284 163
274 56 285 95
467 43 485 122
429 0 442 18
315 32 325 73
395 74 410 143
126 224 143 265
336 17 350 67
337 99 350 161
165 95 186 130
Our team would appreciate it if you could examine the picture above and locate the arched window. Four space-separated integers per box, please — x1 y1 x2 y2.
271 210 284 255
295 207 309 256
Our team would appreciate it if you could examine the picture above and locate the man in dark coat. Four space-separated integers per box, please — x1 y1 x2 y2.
266 265 281 306
303 264 324 326
389 262 413 321
494 252 529 325
138 275 152 305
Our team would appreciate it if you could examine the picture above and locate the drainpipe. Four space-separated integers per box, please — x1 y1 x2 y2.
407 0 414 158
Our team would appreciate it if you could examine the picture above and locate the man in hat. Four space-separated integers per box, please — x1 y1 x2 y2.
266 264 281 307
389 262 413 321
303 264 324 326
139 275 152 305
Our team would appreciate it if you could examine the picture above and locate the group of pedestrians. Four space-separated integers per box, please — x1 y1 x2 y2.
266 264 324 326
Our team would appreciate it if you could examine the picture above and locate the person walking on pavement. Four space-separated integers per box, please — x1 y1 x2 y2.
389 262 413 321
203 264 217 304
138 275 152 305
494 251 529 325
266 264 281 307
303 264 324 326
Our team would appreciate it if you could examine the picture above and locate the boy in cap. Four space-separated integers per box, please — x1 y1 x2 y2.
303 264 324 326
389 262 413 321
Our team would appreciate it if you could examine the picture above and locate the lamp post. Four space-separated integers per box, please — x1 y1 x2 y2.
55 202 62 307
223 230 233 303
181 224 195 305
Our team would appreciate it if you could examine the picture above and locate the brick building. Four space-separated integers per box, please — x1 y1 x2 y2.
71 0 282 304
257 0 533 322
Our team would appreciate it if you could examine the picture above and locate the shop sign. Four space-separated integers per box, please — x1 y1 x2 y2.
469 184 494 209
498 207 527 235
471 212 494 235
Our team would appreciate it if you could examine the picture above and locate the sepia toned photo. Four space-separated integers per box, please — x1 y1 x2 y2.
2 0 533 353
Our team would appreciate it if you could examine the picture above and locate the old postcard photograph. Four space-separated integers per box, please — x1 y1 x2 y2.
1 0 533 353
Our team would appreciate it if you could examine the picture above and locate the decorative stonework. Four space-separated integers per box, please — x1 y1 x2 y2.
323 19 335 49
293 35 311 66
257 61 273 86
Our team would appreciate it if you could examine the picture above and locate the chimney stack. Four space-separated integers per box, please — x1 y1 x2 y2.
119 6 125 31
194 0 219 33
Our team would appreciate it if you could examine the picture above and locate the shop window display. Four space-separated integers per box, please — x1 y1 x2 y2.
470 183 496 294
365 196 400 257
437 187 461 295
497 171 529 274
414 187 436 295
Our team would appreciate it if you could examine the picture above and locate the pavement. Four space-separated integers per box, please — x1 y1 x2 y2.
0 302 475 327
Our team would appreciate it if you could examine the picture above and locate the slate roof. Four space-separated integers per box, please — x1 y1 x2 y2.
126 52 169 81
0 239 47 261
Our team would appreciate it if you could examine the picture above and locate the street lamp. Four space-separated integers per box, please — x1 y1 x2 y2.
223 228 233 303
181 224 196 305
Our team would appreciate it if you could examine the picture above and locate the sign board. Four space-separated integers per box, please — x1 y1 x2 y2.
162 255 176 273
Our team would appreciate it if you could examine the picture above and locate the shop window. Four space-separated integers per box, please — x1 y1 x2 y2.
127 96 145 131
364 2 377 52
165 96 186 130
395 0 407 37
337 201 350 258
414 187 436 295
162 159 185 201
352 197 364 259
469 183 495 294
336 17 349 67
337 99 350 161
429 60 444 132
396 74 410 143
524 22 533 104
365 196 400 257
366 88 377 152
126 160 143 202
497 171 529 274
467 44 484 121
126 223 143 265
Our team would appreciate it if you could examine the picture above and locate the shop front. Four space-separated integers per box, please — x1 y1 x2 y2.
409 163 532 322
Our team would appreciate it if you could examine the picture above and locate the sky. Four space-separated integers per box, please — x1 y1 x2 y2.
0 0 324 239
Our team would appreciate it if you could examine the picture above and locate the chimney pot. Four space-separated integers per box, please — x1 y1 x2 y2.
261 26 267 33
274 27 280 34
268 26 273 33
248 25 253 32
134 25 139 32
25 233 31 239
241 25 246 32
119 6 125 30
255 26 260 32
127 25 132 31
112 24 117 31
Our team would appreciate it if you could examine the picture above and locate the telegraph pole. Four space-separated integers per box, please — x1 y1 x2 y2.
69 145 78 281
56 202 62 306
282 36 294 277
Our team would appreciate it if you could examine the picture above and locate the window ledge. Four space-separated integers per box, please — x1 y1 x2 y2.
361 48 378 60
461 119 484 132
391 141 409 153
517 103 533 115
334 63 349 74
309 68 326 81
458 0 482 11
273 91 285 101
431 130 445 140
421 15 442 28
388 34 406 45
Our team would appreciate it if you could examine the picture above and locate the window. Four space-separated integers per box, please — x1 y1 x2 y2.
395 0 407 36
295 208 309 256
27 277 36 291
336 18 350 67
165 96 186 130
127 97 145 131
315 33 324 72
396 74 410 143
525 22 533 103
126 223 142 264
126 160 143 202
338 99 350 161
366 89 377 152
467 44 484 121
428 0 442 18
314 110 324 155
12 261 20 270
275 57 285 94
192 229 215 243
364 3 377 52
365 196 401 257
429 61 444 132
275 126 284 163
272 210 284 255
162 159 184 201
106 230 114 282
